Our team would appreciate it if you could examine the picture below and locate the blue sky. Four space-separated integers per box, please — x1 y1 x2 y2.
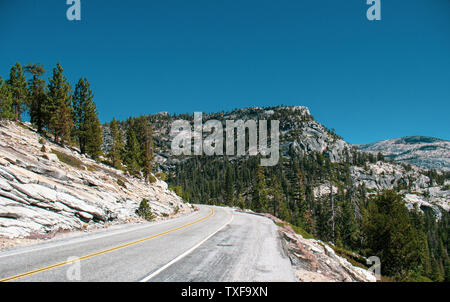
0 0 449 144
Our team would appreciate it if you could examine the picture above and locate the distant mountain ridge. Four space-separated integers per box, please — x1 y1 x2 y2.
102 105 450 214
357 136 450 171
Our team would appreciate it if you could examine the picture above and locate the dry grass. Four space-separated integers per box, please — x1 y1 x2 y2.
51 149 84 169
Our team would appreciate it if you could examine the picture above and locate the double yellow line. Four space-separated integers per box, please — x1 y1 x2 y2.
0 207 214 282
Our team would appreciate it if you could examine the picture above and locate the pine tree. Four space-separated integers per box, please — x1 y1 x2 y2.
142 120 154 183
0 77 14 120
136 199 154 221
269 178 286 218
85 110 103 159
237 195 246 210
292 170 307 225
25 64 47 133
54 103 73 146
224 165 234 205
46 63 72 145
72 78 103 159
252 165 268 213
7 63 28 121
363 190 422 278
109 118 124 169
340 199 358 250
431 258 444 282
124 127 141 176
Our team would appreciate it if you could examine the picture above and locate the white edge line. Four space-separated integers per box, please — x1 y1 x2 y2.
140 210 234 282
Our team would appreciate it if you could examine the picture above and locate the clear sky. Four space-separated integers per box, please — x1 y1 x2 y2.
0 0 449 144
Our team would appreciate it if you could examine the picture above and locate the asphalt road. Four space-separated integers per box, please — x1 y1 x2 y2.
0 205 296 282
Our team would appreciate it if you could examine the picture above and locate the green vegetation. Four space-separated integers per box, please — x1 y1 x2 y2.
2 62 103 156
46 63 73 145
117 178 126 188
7 62 28 121
25 64 47 133
0 76 15 120
276 222 314 240
108 118 124 170
2 61 448 281
2 62 158 184
72 78 103 159
168 149 449 281
156 172 168 181
51 149 83 169
136 199 154 221
86 164 99 172
121 117 155 181
149 174 157 183
331 245 369 270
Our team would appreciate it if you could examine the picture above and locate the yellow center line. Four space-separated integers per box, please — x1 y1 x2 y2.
0 207 214 282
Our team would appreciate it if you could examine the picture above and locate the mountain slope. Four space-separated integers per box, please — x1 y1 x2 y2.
0 122 192 240
357 136 450 171
103 106 449 215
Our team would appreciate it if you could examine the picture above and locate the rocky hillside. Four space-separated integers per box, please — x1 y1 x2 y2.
103 106 449 217
262 212 377 282
0 122 192 239
357 136 450 171
103 106 351 169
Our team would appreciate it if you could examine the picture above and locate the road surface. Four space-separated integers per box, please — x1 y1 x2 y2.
0 206 296 282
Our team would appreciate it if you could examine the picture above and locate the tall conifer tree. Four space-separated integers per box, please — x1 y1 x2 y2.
7 63 28 121
109 118 124 169
25 64 47 133
142 120 154 183
0 77 14 120
46 63 72 145
124 127 141 176
73 78 102 159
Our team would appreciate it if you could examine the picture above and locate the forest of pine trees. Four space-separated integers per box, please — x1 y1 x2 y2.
0 62 156 181
0 62 103 159
105 116 155 181
168 152 450 282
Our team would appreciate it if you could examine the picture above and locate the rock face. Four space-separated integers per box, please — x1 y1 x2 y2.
357 136 450 171
261 213 376 282
103 106 351 166
350 161 449 214
0 122 192 239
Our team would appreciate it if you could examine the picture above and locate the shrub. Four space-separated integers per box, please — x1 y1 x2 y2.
400 272 433 282
275 222 314 240
117 178 126 188
16 122 29 130
51 149 83 169
87 165 99 172
136 199 154 221
331 245 369 270
156 172 168 181
149 174 157 183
